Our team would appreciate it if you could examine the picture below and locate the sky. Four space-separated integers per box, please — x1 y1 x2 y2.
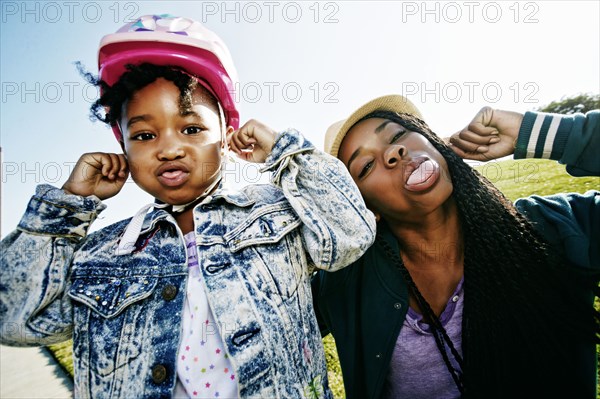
1 0 599 236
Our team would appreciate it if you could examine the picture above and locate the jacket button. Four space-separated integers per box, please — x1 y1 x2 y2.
161 284 177 301
151 364 167 384
394 302 402 310
68 217 81 226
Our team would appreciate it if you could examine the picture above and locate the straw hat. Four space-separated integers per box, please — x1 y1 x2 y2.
324 94 423 158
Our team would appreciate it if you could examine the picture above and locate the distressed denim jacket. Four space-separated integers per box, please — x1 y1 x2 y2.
0 130 376 399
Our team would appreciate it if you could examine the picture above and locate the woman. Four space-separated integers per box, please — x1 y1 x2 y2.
312 95 599 398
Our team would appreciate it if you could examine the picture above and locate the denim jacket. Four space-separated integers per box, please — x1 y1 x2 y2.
0 129 376 399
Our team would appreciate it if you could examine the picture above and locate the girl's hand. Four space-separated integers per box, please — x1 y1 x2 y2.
227 119 277 163
447 106 524 161
62 153 129 200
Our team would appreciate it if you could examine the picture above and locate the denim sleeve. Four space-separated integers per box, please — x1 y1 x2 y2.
0 184 105 346
261 129 376 271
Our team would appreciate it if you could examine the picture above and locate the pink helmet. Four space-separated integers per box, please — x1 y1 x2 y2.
98 14 239 141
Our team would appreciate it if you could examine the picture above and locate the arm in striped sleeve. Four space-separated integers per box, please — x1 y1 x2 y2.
514 110 599 176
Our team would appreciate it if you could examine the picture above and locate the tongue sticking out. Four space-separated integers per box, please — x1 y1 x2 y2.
405 159 439 192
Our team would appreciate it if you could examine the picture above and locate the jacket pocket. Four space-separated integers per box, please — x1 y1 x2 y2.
226 207 305 299
226 207 302 251
68 274 159 378
69 275 158 319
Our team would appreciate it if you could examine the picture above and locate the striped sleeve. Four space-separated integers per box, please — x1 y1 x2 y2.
514 111 572 160
514 110 599 176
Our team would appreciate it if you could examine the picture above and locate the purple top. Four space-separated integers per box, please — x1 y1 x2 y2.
382 278 464 399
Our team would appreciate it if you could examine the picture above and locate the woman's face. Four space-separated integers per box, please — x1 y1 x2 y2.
338 117 453 222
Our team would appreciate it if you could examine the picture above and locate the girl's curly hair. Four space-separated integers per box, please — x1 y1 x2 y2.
359 110 599 398
77 62 216 137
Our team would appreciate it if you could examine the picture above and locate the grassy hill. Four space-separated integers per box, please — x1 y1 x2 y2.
472 158 599 200
48 158 599 398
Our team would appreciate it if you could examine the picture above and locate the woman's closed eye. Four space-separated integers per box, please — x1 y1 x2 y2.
390 130 406 143
358 160 374 179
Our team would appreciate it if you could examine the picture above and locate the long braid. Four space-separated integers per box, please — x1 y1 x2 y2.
427 118 597 397
360 110 600 398
376 236 464 394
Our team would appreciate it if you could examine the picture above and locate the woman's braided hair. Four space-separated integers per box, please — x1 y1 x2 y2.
376 236 465 393
358 110 599 398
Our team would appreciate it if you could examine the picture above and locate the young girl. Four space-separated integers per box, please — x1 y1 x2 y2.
313 95 599 398
0 15 376 398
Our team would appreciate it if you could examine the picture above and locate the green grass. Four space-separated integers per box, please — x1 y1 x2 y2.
47 341 74 377
48 158 599 397
473 158 599 200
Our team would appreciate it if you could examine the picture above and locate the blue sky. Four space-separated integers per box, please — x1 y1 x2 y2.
1 1 599 235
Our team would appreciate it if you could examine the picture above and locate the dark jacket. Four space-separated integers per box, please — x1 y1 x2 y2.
312 110 600 398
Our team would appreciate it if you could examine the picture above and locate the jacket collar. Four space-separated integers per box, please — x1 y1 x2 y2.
117 180 258 255
204 185 257 208
368 222 409 299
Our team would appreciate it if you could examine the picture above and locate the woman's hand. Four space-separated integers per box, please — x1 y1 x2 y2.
62 152 129 200
227 119 277 163
448 106 524 161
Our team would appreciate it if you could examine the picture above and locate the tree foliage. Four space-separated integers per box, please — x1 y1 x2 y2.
537 93 600 114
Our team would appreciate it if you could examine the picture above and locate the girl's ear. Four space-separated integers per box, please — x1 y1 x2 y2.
221 126 235 156
222 126 235 149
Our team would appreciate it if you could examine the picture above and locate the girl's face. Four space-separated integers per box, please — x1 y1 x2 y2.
120 78 223 205
338 117 453 223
